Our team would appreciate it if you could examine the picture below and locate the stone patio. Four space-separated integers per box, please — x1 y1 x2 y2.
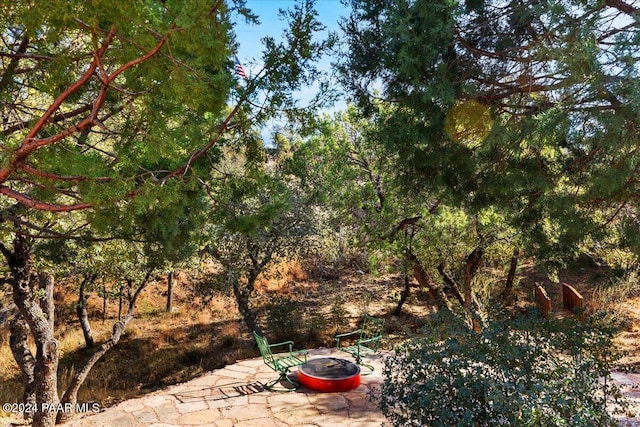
58 348 388 427
3 347 640 426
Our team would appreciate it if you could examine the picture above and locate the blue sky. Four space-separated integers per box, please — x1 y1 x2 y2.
233 0 348 68
232 0 349 112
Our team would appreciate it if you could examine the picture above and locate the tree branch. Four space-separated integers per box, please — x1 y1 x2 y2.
0 29 115 184
0 186 92 212
0 241 13 261
1 104 93 137
0 33 29 93
604 0 638 15
20 165 112 183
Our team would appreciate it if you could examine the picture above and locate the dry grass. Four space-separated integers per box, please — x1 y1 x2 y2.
590 271 640 310
0 259 347 414
2 257 640 417
0 272 249 413
255 257 308 294
0 326 23 407
518 263 640 370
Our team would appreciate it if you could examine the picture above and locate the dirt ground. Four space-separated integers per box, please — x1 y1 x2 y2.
1 260 639 423
517 262 640 370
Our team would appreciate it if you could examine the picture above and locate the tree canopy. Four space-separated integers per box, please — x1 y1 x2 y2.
0 2 336 425
0 0 237 214
2 0 640 425
340 0 640 266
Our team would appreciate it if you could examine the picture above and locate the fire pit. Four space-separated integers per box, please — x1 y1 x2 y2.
297 357 360 392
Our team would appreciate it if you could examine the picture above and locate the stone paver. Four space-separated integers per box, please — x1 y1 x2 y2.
176 408 221 425
35 348 637 427
152 403 181 423
57 349 387 427
132 408 159 424
175 400 209 415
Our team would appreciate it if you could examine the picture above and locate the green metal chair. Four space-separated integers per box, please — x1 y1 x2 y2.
253 330 308 391
335 314 385 374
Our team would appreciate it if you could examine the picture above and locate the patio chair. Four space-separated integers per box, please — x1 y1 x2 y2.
335 314 385 374
253 330 308 391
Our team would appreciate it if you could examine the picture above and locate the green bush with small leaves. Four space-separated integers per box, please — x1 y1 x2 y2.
264 294 305 343
264 294 328 346
380 312 627 426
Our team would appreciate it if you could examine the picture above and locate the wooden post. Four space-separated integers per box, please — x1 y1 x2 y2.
562 282 584 314
534 283 551 316
166 271 174 313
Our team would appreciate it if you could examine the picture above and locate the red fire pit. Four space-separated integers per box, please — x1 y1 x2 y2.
298 357 360 392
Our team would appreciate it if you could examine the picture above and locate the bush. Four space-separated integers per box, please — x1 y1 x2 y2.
264 294 328 346
380 311 627 426
264 294 304 343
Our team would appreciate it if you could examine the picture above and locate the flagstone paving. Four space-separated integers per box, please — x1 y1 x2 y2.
59 348 388 427
612 370 640 427
4 347 640 426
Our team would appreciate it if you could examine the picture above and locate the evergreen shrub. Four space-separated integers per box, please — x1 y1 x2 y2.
380 312 627 426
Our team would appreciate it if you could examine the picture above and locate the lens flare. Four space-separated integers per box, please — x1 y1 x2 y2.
444 99 493 148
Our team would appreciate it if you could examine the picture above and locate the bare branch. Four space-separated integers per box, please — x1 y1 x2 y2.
20 165 112 183
604 0 638 15
1 104 93 137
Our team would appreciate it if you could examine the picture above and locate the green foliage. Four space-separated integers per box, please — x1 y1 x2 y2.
293 107 419 271
264 294 304 343
1 0 334 247
205 168 314 274
263 293 328 345
381 312 627 426
297 106 519 320
340 0 640 268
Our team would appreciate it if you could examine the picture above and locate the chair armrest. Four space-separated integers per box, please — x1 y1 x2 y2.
294 349 309 362
335 329 362 347
268 340 294 353
357 336 381 345
335 329 361 339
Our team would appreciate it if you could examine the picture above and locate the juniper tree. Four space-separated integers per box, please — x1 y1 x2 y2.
0 0 333 425
339 0 640 309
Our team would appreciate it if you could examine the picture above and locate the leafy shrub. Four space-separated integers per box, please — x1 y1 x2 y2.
330 293 348 328
264 294 305 343
380 311 627 426
264 294 328 345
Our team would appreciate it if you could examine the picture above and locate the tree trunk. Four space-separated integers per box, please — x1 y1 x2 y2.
166 271 174 313
393 273 411 316
503 248 519 300
463 246 485 332
77 274 96 348
102 282 107 324
118 283 124 321
406 251 452 312
437 263 465 307
436 246 485 333
38 272 55 331
232 272 261 336
56 318 128 424
57 271 151 424
34 339 58 427
2 235 59 427
9 315 36 423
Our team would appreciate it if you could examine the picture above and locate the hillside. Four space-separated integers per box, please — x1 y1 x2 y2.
1 259 639 419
